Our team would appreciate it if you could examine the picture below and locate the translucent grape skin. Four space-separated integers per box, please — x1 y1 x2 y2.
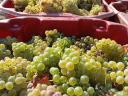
110 72 116 80
74 86 84 96
67 87 74 96
124 69 128 76
60 76 67 83
59 60 66 69
116 71 124 76
116 76 124 85
68 77 77 86
80 75 89 85
117 62 125 70
0 80 5 90
53 75 60 83
123 86 128 93
8 76 15 82
87 87 95 96
66 62 74 71
124 76 128 84
50 67 60 75
37 63 45 71
15 77 26 85
84 91 89 96
5 82 13 90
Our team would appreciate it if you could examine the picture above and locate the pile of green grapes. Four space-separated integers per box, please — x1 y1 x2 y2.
13 0 103 16
0 29 127 96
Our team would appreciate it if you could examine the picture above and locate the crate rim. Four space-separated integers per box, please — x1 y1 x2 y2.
109 0 128 25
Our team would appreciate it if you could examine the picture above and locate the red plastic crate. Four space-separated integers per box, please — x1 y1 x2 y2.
0 17 127 45
0 0 114 19
110 0 128 25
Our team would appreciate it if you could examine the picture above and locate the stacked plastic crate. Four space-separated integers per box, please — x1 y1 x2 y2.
0 0 127 96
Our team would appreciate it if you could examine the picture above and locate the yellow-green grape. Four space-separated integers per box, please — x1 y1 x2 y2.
116 76 124 85
0 80 5 90
80 75 89 85
53 74 60 83
68 77 77 86
123 86 128 93
103 61 108 68
74 86 84 96
110 72 117 80
5 82 13 90
61 68 67 76
8 76 15 82
60 76 67 83
124 69 128 76
50 67 60 75
66 62 74 71
15 77 26 85
59 60 66 69
124 76 128 84
37 63 45 71
116 71 124 76
84 91 89 96
117 62 125 70
87 87 95 96
30 89 41 96
67 87 74 96
108 61 117 70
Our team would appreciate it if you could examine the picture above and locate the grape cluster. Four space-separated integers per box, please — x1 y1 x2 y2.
12 42 34 60
30 36 48 56
75 36 97 52
52 37 73 50
26 47 62 80
86 39 125 62
0 74 27 96
24 5 42 14
13 0 103 16
45 29 62 45
0 29 126 96
0 57 30 78
41 0 63 13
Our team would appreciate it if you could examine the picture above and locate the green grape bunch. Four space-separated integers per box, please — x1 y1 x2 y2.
12 42 34 60
0 29 126 96
41 0 63 13
45 29 63 45
30 36 48 56
12 0 103 16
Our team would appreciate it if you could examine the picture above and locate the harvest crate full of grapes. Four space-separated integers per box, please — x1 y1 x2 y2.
0 0 114 19
0 17 126 96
